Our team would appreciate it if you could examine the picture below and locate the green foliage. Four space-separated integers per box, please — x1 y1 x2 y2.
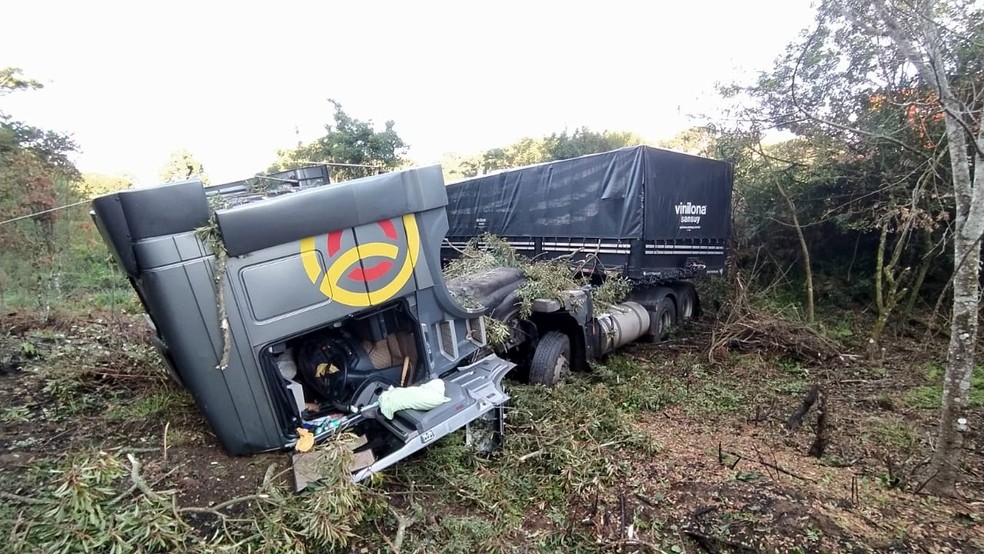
271 99 407 181
386 353 757 551
443 126 646 180
77 172 132 199
443 233 526 280
713 0 984 316
159 148 208 184
516 256 583 318
905 363 984 410
105 390 191 422
389 359 666 544
0 67 42 95
865 419 920 451
657 126 719 156
3 452 193 553
0 67 85 314
542 126 644 161
1 438 382 553
0 404 31 423
592 274 632 308
482 315 511 348
444 233 630 319
249 435 384 552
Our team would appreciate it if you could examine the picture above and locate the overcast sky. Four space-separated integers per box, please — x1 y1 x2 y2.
3 1 816 185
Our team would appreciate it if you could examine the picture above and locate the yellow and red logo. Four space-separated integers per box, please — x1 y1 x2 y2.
299 214 420 307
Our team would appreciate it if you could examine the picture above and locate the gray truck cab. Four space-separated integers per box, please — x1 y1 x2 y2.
91 165 513 479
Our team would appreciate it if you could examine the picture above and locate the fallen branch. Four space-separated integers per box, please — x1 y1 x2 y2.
126 454 162 503
0 491 48 505
755 454 813 482
215 242 232 370
110 464 181 506
722 448 814 482
619 491 628 539
633 492 659 509
686 529 720 554
807 389 828 458
691 505 718 519
163 421 171 466
518 449 544 462
708 303 841 363
384 505 413 553
786 384 819 431
836 378 889 385
178 493 274 515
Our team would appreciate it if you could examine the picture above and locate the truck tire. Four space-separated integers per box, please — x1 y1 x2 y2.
529 331 570 387
673 282 698 321
650 297 677 341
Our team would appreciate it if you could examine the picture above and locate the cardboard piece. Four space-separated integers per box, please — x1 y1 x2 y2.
291 435 375 492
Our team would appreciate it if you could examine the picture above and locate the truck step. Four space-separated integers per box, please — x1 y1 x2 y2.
354 354 514 481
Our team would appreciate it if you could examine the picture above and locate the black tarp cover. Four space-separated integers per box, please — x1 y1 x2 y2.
445 146 733 242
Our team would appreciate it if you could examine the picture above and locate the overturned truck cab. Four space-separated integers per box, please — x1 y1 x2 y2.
91 165 513 480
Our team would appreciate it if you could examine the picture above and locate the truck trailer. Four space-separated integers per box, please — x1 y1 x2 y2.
443 145 734 341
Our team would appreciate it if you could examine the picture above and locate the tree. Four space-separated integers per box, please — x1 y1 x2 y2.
77 173 132 199
658 127 719 156
0 67 41 95
719 0 960 345
732 0 982 493
160 149 208 184
841 0 984 496
0 67 80 316
443 127 647 180
271 100 407 181
542 127 644 161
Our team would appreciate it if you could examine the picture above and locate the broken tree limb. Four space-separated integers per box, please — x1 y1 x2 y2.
755 455 813 482
807 388 828 458
385 505 413 553
214 242 232 370
786 384 819 431
633 492 658 509
178 493 274 515
722 448 814 482
691 505 718 519
518 449 544 462
126 453 162 503
0 491 47 505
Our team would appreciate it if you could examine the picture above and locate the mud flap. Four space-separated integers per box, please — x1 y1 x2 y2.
352 354 513 482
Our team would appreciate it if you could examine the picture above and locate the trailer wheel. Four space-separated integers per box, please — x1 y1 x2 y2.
529 332 570 387
675 283 697 320
651 297 677 341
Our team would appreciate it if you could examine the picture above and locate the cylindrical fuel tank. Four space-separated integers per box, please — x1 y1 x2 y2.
596 301 651 355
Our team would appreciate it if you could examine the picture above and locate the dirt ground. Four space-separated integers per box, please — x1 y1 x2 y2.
1 309 982 553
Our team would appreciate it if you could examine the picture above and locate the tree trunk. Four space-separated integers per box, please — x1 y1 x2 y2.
924 233 980 495
869 223 889 359
921 65 984 496
846 0 984 495
901 229 935 323
775 178 815 324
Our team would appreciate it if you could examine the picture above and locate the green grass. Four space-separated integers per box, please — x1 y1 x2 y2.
378 354 757 552
105 389 191 422
905 362 984 410
865 419 920 450
384 358 671 551
0 405 32 424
